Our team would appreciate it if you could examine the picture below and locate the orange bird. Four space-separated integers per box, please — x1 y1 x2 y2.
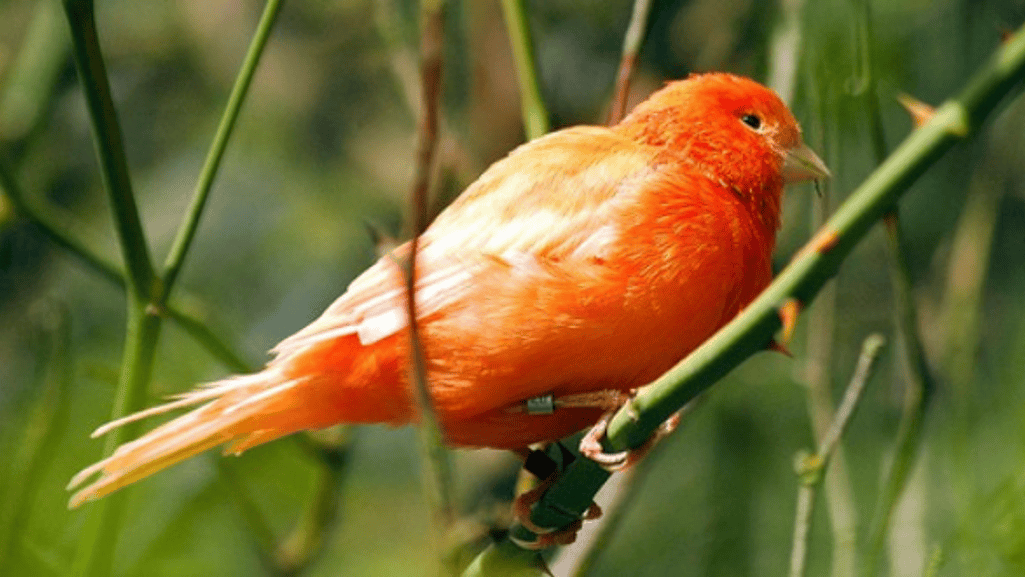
69 73 828 507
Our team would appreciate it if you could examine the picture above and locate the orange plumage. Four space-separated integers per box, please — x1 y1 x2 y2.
69 73 828 507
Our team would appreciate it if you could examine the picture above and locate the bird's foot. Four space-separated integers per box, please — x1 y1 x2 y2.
579 409 681 472
510 471 602 549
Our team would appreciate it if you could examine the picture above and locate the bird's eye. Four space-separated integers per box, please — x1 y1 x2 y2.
741 114 762 130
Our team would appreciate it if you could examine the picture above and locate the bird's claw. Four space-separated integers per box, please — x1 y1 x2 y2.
579 410 681 472
510 465 602 549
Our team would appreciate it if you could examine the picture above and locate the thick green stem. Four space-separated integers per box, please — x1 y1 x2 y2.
61 0 154 299
160 0 285 301
499 0 549 140
72 300 163 577
467 24 1025 568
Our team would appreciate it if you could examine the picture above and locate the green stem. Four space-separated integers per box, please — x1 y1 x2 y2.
499 0 549 140
72 299 163 577
408 3 456 571
608 0 653 124
469 23 1025 566
0 161 255 373
864 215 937 574
163 304 255 373
61 0 155 299
160 0 285 302
0 157 125 288
789 335 886 577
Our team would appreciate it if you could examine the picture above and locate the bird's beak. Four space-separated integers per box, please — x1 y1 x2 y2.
782 143 831 183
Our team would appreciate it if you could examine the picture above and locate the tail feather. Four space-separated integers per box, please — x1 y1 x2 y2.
67 370 314 508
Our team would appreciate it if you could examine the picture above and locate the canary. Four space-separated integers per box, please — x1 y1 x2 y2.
69 72 828 507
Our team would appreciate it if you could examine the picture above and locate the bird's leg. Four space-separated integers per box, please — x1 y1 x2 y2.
509 445 601 549
579 408 682 472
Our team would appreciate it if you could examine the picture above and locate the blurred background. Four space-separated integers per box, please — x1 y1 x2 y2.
1 0 1025 575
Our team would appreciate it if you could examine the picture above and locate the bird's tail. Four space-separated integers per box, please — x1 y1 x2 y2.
67 368 329 508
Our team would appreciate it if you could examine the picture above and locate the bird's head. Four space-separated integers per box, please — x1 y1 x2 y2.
616 72 829 229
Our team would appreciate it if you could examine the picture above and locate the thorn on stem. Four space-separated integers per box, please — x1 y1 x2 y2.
768 339 793 357
777 298 802 346
897 93 936 128
812 229 840 254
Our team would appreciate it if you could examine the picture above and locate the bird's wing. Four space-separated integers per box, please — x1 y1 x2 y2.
271 126 659 357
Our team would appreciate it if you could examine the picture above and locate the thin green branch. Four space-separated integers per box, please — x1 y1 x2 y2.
276 430 350 576
61 0 155 299
608 0 653 124
0 157 125 288
162 304 255 373
408 2 456 571
852 0 888 163
864 214 938 575
160 0 285 302
800 68 860 577
216 460 280 573
499 0 549 140
0 159 256 374
467 24 1025 567
789 334 886 577
852 2 937 567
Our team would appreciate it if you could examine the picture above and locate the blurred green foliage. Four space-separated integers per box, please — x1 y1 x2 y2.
1 0 1025 575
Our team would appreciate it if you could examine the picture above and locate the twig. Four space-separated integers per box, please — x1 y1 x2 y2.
0 159 255 373
0 157 125 288
160 0 286 303
499 0 549 140
608 0 653 124
800 75 859 577
276 430 351 576
60 0 155 299
465 24 1025 569
864 214 938 574
789 334 885 577
407 1 456 569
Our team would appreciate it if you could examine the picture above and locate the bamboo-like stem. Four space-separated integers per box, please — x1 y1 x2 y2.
608 0 653 124
60 0 155 299
408 3 456 571
499 0 549 140
160 0 285 302
465 24 1025 569
789 334 886 577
